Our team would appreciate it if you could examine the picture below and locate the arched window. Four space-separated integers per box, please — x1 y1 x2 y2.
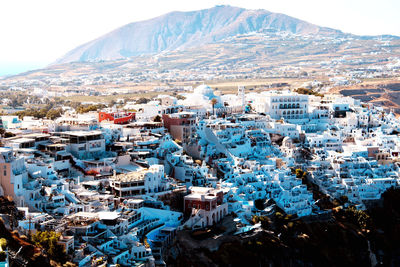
284 104 287 109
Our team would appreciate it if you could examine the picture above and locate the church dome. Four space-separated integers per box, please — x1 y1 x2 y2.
194 84 216 99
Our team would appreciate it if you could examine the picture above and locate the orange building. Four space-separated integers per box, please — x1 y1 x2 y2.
99 111 135 124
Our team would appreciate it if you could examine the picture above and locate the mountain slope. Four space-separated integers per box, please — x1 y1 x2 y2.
56 5 343 63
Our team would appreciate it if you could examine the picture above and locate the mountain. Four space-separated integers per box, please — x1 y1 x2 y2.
56 5 344 64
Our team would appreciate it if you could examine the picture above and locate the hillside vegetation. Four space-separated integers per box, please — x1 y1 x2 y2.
167 188 400 266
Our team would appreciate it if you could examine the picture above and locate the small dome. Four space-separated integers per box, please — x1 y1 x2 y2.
182 84 223 108
194 84 216 99
282 136 293 147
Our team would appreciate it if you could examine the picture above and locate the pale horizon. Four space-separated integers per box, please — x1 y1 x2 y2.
1 0 399 76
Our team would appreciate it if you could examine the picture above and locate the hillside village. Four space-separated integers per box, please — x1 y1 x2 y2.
1 29 400 98
0 83 399 266
1 31 400 119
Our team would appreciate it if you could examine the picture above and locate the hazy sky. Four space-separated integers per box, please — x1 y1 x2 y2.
0 0 399 76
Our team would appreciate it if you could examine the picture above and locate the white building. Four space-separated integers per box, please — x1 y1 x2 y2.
270 122 301 139
110 165 170 198
59 131 106 159
0 147 28 207
183 187 228 229
253 91 309 120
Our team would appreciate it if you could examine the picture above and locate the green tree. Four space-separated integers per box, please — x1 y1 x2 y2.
136 97 150 104
210 98 218 116
176 95 186 100
4 132 15 138
46 108 63 120
254 199 265 210
295 169 307 179
31 231 66 262
76 104 106 114
108 99 116 107
0 238 7 250
339 195 348 204
153 115 162 122
295 88 324 97
345 206 372 230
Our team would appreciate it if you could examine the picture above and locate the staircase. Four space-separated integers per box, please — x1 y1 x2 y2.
204 127 235 161
69 157 86 176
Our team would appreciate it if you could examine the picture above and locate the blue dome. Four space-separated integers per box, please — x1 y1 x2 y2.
194 84 216 100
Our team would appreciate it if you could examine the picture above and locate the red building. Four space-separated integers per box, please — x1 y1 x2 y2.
162 112 196 143
184 187 224 214
99 111 135 124
367 146 379 159
183 186 228 228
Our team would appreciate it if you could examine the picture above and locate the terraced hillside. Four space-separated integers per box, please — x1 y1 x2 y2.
333 82 400 113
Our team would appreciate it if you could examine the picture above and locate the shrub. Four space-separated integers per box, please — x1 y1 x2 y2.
295 88 324 97
345 206 372 230
4 132 15 138
76 104 106 114
295 169 307 179
254 199 266 210
46 108 63 120
135 97 150 104
0 238 7 250
31 231 66 262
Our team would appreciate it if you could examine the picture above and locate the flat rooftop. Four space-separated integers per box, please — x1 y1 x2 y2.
185 193 217 201
112 170 147 182
98 211 119 221
126 199 144 204
46 143 66 147
22 133 50 138
189 186 214 194
0 147 12 152
60 130 103 137
9 138 35 143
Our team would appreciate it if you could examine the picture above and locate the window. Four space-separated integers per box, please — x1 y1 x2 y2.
3 170 6 176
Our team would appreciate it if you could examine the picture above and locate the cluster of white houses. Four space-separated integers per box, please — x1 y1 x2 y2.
0 84 400 266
